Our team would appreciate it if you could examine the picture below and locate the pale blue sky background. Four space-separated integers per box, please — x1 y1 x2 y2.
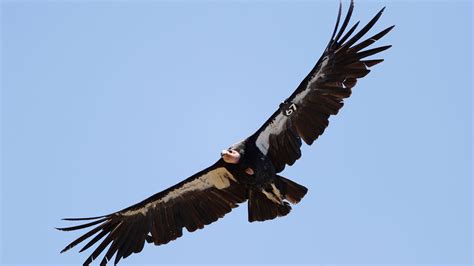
1 0 472 265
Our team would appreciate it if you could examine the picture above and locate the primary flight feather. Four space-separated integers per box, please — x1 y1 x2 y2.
58 1 393 265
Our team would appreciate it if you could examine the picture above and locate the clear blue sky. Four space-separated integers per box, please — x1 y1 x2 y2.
1 0 472 265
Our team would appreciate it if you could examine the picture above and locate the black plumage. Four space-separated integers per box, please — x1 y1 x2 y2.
58 1 393 265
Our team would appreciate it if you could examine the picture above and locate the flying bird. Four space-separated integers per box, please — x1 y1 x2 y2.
58 1 393 265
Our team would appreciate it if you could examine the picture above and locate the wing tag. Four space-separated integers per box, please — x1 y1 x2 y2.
280 102 298 117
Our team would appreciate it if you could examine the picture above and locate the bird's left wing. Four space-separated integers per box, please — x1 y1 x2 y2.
57 160 246 265
253 1 394 172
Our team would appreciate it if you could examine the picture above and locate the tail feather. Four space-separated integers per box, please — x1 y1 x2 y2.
276 175 308 204
248 175 308 222
248 189 291 222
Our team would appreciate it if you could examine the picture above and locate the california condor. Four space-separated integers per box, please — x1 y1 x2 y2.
58 1 393 265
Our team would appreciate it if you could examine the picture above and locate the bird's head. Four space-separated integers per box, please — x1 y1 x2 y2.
221 143 245 164
221 149 241 164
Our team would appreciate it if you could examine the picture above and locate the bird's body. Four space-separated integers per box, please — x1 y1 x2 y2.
58 1 394 265
230 138 276 186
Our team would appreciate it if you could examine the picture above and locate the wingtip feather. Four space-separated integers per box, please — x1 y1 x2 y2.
61 215 106 221
329 0 343 44
60 246 70 254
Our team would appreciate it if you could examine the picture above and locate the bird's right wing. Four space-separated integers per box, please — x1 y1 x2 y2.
57 159 246 265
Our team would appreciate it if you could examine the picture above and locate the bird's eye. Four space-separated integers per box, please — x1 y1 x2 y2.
228 149 233 153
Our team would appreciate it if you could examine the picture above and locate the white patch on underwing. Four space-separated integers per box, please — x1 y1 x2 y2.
255 113 287 155
255 56 330 155
294 56 329 105
121 168 234 217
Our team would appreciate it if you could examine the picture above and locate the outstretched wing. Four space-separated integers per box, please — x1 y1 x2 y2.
57 160 246 265
253 1 394 172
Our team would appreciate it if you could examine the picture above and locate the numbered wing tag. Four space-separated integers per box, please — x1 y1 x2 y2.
279 102 298 117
